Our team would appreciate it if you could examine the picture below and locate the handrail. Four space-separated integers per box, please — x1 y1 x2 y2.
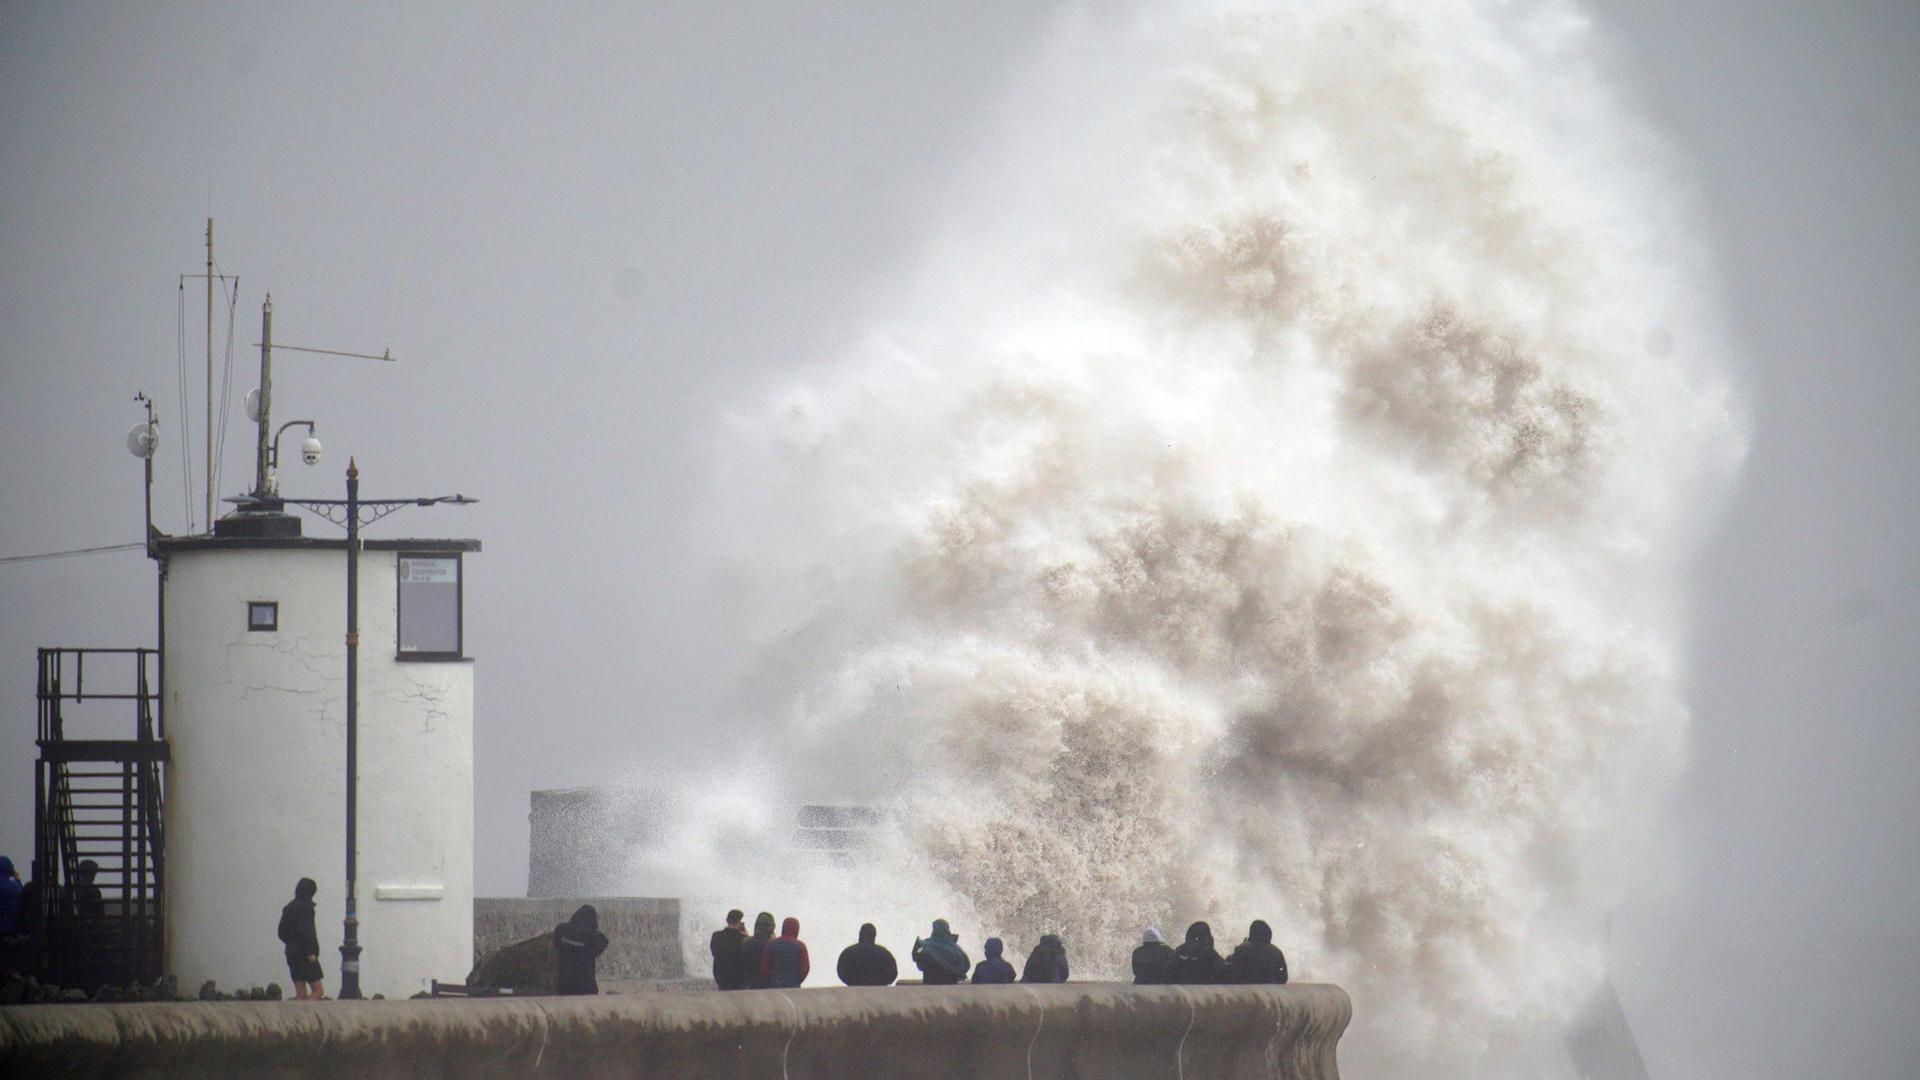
32 645 168 986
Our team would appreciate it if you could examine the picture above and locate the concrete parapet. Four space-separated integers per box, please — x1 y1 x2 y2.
0 982 1349 1079
473 897 683 982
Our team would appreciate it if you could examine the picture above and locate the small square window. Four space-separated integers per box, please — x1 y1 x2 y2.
247 601 279 632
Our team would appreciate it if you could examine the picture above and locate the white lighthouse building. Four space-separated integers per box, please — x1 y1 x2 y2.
157 518 478 999
28 265 481 999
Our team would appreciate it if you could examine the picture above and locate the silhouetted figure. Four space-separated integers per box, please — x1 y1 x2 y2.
277 877 325 1000
763 916 811 988
1020 934 1070 983
837 922 898 986
553 904 609 995
1132 927 1175 984
0 857 20 937
71 860 105 918
911 919 970 985
1167 921 1227 984
710 909 748 990
970 937 1014 984
743 912 776 989
1225 920 1289 985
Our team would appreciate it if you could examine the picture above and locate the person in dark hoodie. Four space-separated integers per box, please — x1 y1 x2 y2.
1167 921 1227 984
743 912 776 989
837 923 898 986
710 909 748 990
553 904 609 995
763 916 810 988
1225 920 1289 985
1020 934 1070 983
277 878 324 1000
1132 927 1175 985
970 937 1015 984
910 919 970 984
71 860 105 918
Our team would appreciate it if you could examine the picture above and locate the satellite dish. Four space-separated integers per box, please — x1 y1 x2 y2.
245 387 263 423
126 423 158 459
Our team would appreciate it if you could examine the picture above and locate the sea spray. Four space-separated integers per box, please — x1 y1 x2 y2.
664 1 1741 1073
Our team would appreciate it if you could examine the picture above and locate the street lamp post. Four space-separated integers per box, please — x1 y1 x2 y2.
342 460 362 997
248 464 474 999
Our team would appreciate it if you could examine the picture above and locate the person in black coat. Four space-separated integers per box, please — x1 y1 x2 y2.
836 922 898 986
1167 921 1227 984
277 877 324 1000
71 861 105 919
710 909 748 990
742 912 776 989
1019 934 1070 983
1132 927 1175 984
553 904 609 995
1225 919 1289 985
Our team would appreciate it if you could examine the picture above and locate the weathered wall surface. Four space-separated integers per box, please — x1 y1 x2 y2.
473 898 683 981
0 983 1349 1080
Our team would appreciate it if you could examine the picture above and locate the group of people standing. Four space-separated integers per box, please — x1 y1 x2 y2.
907 920 1070 986
1130 921 1288 985
708 910 813 989
708 912 1070 989
708 912 1284 989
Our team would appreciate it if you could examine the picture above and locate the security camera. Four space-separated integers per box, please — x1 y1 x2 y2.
302 435 323 466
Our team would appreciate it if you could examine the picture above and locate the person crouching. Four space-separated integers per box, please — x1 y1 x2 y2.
554 904 609 995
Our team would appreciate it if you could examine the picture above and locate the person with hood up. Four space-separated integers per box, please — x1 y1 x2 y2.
910 919 970 984
553 904 609 995
0 857 21 937
1167 921 1227 984
710 909 748 990
1019 934 1070 983
970 937 1015 984
763 916 810 988
743 912 776 989
277 878 324 1000
837 923 898 986
1131 927 1175 984
1225 920 1289 984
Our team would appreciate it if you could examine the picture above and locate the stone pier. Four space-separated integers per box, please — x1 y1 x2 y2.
0 982 1349 1079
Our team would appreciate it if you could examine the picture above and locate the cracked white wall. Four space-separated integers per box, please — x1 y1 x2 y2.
163 545 474 998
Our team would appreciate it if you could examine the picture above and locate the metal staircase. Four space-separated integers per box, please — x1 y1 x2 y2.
32 648 166 990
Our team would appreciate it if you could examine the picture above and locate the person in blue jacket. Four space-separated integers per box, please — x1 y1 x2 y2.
0 857 21 937
970 937 1015 984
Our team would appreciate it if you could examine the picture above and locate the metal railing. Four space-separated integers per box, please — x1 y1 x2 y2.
31 647 166 989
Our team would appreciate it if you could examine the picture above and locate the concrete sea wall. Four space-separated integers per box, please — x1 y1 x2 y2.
0 983 1349 1079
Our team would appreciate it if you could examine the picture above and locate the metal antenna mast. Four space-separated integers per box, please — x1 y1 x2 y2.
254 295 273 497
247 297 395 500
205 218 214 530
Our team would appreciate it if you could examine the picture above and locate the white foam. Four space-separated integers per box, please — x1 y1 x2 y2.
675 2 1741 1073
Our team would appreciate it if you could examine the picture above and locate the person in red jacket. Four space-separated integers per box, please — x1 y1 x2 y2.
763 916 810 988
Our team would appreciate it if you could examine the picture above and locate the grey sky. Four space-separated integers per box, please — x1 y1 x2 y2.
1 2 1915 1077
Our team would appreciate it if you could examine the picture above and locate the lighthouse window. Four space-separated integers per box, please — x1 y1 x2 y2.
247 601 279 632
397 554 462 659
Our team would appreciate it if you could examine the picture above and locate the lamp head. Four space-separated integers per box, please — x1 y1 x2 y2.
301 434 322 466
126 423 158 459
